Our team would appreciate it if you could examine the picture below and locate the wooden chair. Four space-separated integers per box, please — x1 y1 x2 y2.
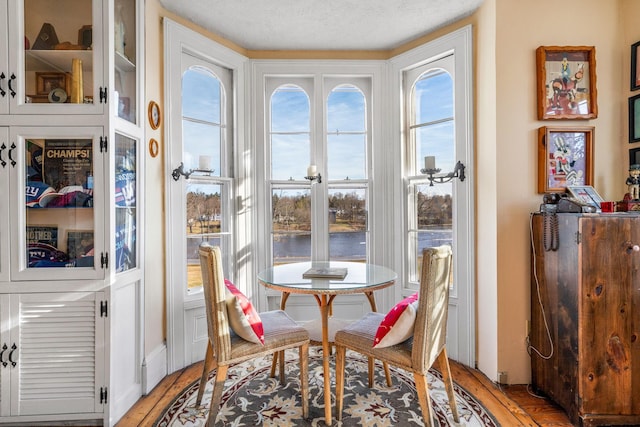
196 244 310 425
334 246 460 426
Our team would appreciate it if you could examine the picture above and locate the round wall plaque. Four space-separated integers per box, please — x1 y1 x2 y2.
148 101 161 130
149 138 159 158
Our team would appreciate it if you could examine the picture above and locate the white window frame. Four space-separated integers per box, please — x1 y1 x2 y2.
390 25 475 366
251 61 392 311
163 18 248 372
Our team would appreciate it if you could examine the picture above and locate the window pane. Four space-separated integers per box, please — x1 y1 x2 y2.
414 69 453 124
328 188 367 261
272 189 311 264
271 134 309 180
415 184 452 232
327 134 366 180
414 121 455 175
327 86 365 131
186 182 230 290
271 85 310 133
327 85 366 180
182 67 222 124
409 183 452 282
271 85 310 180
182 67 223 176
183 121 221 175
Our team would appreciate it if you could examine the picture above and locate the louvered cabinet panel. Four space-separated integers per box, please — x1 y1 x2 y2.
7 292 105 416
0 296 10 416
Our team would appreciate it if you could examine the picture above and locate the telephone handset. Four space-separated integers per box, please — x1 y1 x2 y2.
539 192 597 252
542 210 559 252
539 194 560 251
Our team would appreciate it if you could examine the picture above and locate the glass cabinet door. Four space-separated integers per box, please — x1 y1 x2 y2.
113 0 137 124
114 132 137 273
11 126 105 281
9 0 103 114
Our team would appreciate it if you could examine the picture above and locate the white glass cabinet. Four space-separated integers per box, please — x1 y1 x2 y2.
0 0 144 424
1 0 105 115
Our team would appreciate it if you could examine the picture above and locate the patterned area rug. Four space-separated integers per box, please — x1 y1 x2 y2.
155 348 498 426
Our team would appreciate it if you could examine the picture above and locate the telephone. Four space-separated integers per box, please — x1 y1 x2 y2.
540 192 597 214
539 192 596 252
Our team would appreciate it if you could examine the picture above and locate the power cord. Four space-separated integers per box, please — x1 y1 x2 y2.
527 213 554 361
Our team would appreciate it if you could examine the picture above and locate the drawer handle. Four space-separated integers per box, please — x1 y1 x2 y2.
8 73 15 98
8 343 17 367
0 143 5 168
0 72 5 97
7 142 15 167
0 343 7 367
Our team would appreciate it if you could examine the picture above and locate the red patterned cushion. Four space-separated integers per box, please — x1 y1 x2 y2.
225 279 264 344
373 292 418 348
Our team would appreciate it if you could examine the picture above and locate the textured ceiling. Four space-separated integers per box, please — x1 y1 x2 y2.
160 0 483 51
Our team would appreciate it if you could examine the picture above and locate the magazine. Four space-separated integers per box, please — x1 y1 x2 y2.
302 267 348 280
43 138 93 190
26 225 58 247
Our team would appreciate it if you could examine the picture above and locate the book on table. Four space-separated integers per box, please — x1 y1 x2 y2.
302 267 348 280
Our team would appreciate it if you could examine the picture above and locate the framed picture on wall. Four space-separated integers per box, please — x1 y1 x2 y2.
537 126 594 193
536 46 598 120
630 147 640 167
629 94 640 142
632 41 640 91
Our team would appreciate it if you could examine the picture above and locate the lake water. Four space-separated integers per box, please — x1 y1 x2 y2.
274 228 452 261
187 228 452 262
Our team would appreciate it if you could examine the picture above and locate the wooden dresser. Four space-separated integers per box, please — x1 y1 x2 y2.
530 213 640 426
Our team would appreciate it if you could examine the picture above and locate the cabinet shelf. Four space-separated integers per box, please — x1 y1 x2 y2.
115 51 135 72
25 50 93 73
27 206 93 209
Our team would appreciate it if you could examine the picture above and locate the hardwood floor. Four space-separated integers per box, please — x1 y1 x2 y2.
117 360 572 426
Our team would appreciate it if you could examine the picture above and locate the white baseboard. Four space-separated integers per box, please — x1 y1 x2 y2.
142 342 168 394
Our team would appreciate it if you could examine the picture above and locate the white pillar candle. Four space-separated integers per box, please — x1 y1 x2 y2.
199 155 212 170
307 164 317 177
424 156 436 170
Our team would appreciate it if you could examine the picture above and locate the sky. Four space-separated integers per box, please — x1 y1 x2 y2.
180 66 455 197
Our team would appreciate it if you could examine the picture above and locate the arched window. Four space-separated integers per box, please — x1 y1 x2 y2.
265 78 371 265
181 64 233 292
406 61 454 285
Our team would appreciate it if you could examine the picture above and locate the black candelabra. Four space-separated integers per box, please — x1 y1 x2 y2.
420 161 466 186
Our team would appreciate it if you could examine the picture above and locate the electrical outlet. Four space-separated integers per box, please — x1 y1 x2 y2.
498 371 508 385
